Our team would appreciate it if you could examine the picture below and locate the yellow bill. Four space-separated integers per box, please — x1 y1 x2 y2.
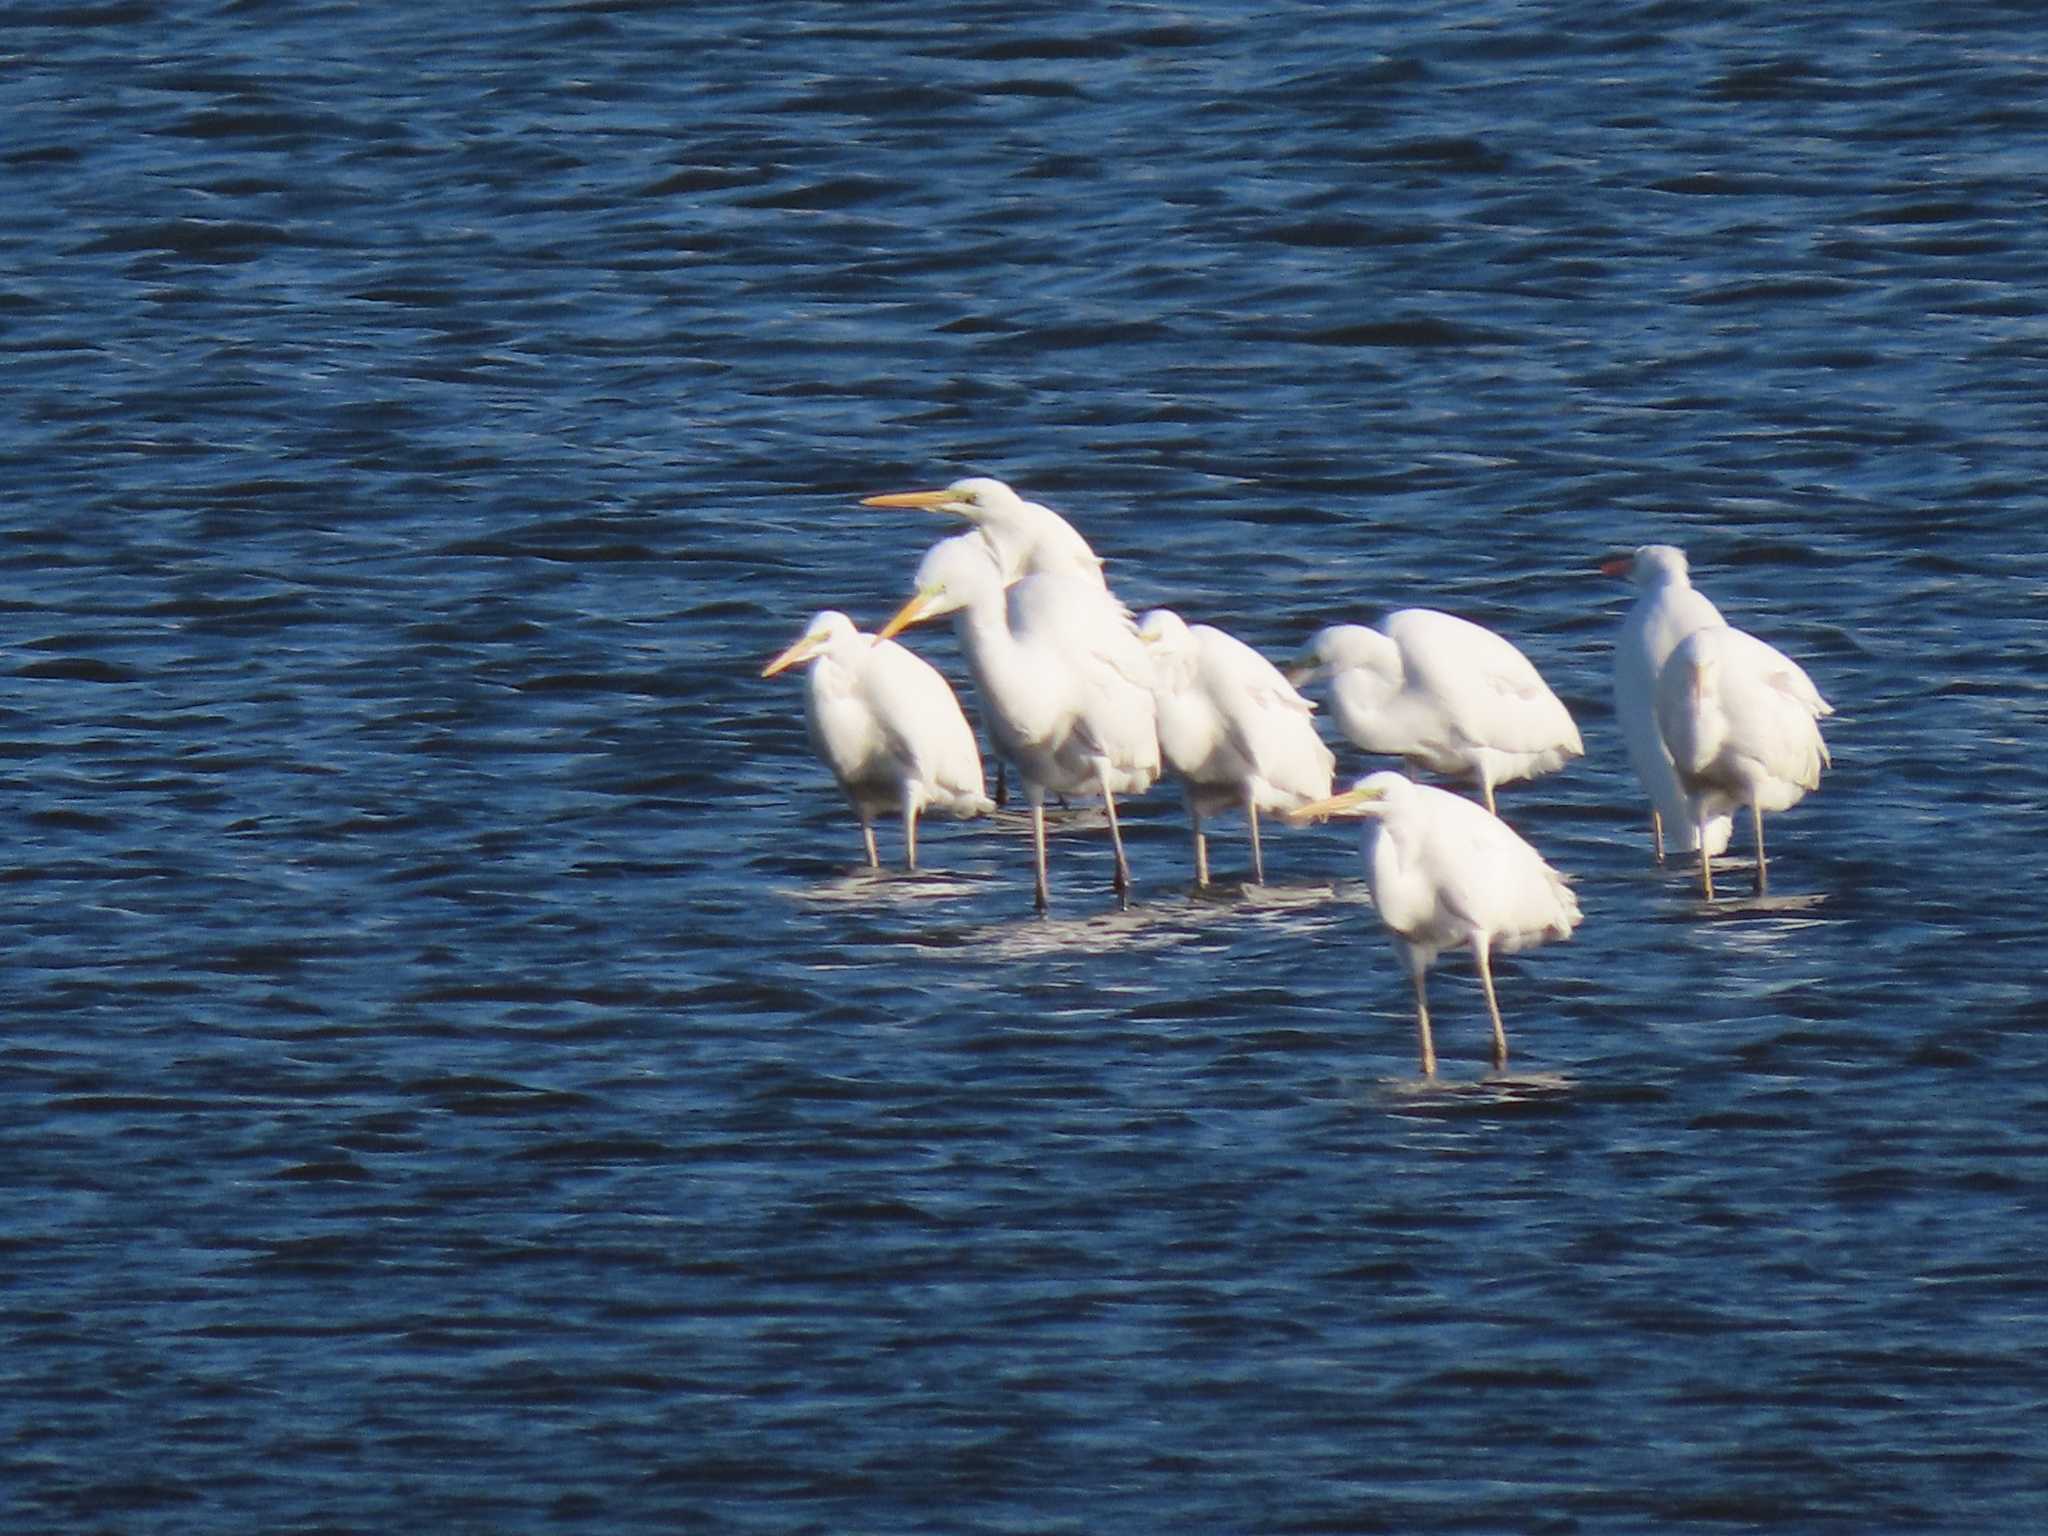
1282 782 1388 826
876 587 945 642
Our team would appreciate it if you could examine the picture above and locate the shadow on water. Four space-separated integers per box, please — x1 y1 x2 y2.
785 868 994 905
1380 1069 1579 1116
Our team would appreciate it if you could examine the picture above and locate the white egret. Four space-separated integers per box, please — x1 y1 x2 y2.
761 610 994 871
1138 608 1334 886
1293 610 1582 816
1287 771 1581 1078
863 476 1154 808
1603 544 1732 861
879 534 1160 911
862 476 1110 592
1655 623 1832 901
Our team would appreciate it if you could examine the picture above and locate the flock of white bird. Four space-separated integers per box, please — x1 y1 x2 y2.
762 477 1833 1077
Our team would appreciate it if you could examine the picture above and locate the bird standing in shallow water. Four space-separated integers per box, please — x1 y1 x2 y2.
1288 771 1581 1079
862 476 1154 814
1138 607 1334 887
761 610 993 871
879 534 1160 912
1293 609 1582 817
1655 622 1832 901
1604 544 1734 862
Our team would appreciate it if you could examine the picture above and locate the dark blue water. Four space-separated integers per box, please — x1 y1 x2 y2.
5 3 2047 1530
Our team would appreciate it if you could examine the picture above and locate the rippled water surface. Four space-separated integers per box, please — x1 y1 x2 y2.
5 3 2048 1531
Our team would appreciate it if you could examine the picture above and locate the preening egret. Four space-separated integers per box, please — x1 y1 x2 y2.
1603 545 1732 861
1293 610 1583 816
1287 771 1581 1078
879 534 1160 912
1655 623 1832 901
761 610 994 870
1137 608 1335 886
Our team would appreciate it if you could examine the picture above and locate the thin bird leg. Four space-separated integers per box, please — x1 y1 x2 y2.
1698 818 1716 902
1244 787 1265 885
1187 795 1209 888
1651 808 1666 864
1029 789 1050 913
1098 767 1131 907
900 787 920 873
1750 802 1768 896
1411 967 1437 1079
859 813 880 870
1474 938 1508 1072
1481 777 1497 818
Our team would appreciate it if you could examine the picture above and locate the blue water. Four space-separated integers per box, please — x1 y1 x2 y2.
5 3 2048 1530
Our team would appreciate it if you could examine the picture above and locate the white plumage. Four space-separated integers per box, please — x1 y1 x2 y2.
879 533 1161 911
1655 622 1832 900
1289 771 1581 1078
761 610 993 870
863 476 1112 594
1138 607 1335 886
1295 610 1582 815
1605 544 1734 860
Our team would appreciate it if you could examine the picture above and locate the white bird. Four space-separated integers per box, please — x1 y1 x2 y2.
863 476 1111 593
863 476 1153 808
1293 610 1583 816
879 534 1160 911
1603 544 1733 861
1138 608 1334 886
761 610 995 870
1287 771 1581 1079
1655 623 1832 901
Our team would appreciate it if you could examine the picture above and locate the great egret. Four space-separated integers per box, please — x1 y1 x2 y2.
1293 610 1583 816
761 610 994 870
862 477 1110 592
879 534 1160 911
1287 771 1581 1078
1655 623 1832 901
863 476 1155 808
1602 544 1733 861
1138 608 1334 886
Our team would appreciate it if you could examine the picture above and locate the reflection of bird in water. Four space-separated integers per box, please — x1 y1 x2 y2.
1655 622 1832 901
881 534 1160 912
1293 609 1581 816
761 610 992 870
1289 771 1580 1079
1138 607 1333 886
1603 545 1733 861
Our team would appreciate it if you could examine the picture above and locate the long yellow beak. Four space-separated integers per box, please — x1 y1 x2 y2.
877 587 944 642
760 634 821 678
861 489 959 512
1283 784 1387 826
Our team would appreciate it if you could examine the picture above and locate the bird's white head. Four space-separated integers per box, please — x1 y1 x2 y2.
877 533 1003 640
863 476 1110 590
861 476 1020 522
761 609 860 678
1136 608 1193 654
1291 623 1394 684
1600 544 1689 588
